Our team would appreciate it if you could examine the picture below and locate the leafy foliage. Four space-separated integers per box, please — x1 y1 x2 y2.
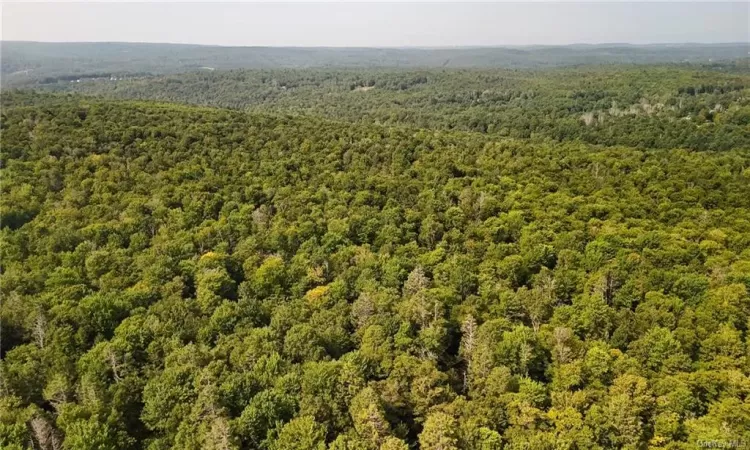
1 88 750 449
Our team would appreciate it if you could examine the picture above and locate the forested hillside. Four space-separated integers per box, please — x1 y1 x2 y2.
31 65 750 151
2 92 750 449
4 41 748 85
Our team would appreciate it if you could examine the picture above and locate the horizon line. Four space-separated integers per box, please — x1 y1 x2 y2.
4 40 750 50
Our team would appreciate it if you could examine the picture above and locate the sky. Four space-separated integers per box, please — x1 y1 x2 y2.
2 2 748 47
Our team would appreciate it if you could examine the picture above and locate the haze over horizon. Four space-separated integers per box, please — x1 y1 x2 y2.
3 2 749 48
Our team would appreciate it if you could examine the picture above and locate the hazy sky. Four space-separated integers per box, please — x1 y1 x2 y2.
2 2 748 47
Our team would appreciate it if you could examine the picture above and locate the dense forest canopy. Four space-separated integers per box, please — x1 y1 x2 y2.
3 39 750 450
1 90 750 449
23 65 750 151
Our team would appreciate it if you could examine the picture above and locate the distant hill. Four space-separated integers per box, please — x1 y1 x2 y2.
17 65 750 151
3 41 748 85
